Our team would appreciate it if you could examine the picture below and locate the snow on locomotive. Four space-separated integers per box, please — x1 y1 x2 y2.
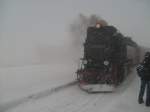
76 22 139 93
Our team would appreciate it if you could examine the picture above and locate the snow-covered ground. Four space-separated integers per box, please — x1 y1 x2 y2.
1 68 150 112
0 63 77 106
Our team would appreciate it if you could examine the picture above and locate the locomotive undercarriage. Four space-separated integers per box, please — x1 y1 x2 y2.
77 59 130 92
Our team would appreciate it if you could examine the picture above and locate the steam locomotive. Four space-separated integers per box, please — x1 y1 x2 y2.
76 23 138 92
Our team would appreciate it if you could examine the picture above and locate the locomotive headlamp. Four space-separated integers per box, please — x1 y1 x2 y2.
96 24 101 28
83 60 87 64
104 60 109 66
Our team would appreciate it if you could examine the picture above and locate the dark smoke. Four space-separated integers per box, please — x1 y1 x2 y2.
70 14 108 47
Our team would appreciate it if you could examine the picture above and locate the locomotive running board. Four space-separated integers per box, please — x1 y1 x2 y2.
79 84 115 93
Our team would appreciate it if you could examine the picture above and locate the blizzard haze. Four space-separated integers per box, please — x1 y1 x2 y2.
0 1 150 111
0 0 150 67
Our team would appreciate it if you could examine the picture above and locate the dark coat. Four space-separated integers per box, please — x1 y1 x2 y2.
136 63 150 81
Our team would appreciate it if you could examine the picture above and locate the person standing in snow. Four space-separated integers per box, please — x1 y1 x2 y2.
136 52 150 106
